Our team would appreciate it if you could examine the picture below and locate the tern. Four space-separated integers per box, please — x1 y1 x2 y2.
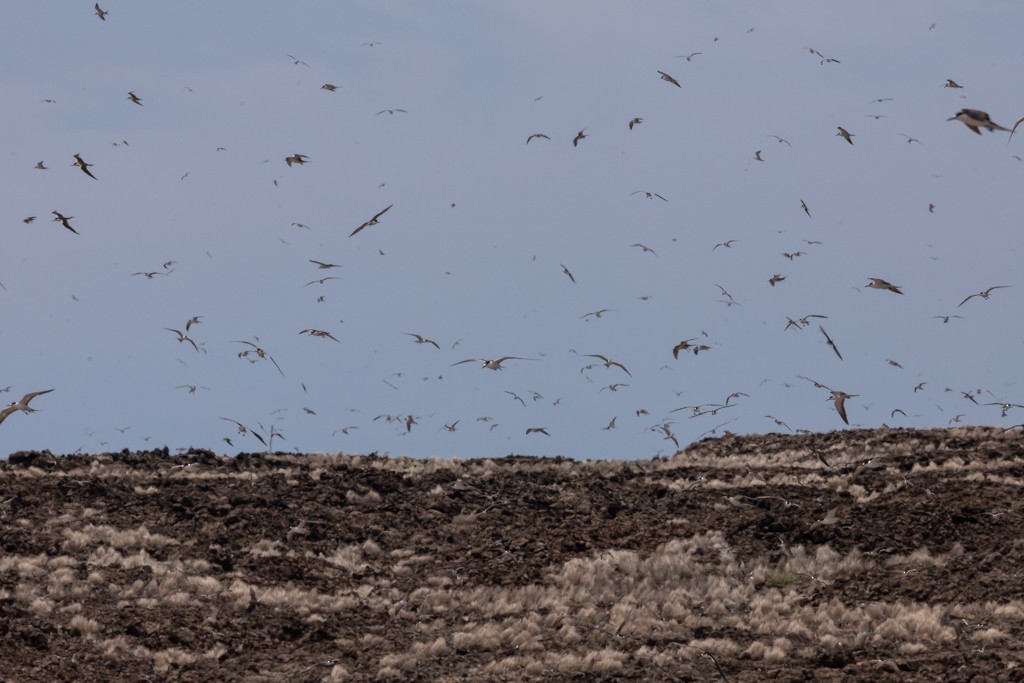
948 109 1009 135
350 204 393 237
285 153 310 167
657 70 681 87
452 357 533 370
0 389 54 425
572 129 587 147
631 190 668 201
828 390 857 425
321 84 339 92
525 133 550 144
819 325 843 361
127 91 142 106
958 285 1011 307
628 117 643 129
51 211 79 235
165 328 199 352
220 418 266 446
866 278 903 294
1008 115 1024 144
72 154 97 180
94 3 109 20
299 329 340 342
404 333 440 349
234 340 285 376
308 259 340 269
560 264 576 284
675 52 702 62
584 354 631 377
376 109 407 116
836 126 855 144
800 199 810 217
525 427 550 436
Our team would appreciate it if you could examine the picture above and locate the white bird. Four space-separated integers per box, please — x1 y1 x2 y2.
0 389 54 425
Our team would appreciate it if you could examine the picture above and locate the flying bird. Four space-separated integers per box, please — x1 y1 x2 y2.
836 126 855 144
376 109 407 116
713 240 737 251
0 389 54 426
631 190 668 201
800 199 810 217
94 3 109 21
72 154 97 180
958 285 1011 307
350 204 393 237
948 109 1009 135
770 135 792 147
525 427 550 436
676 52 702 62
127 91 143 106
526 133 550 143
308 259 340 270
628 117 643 129
584 354 631 377
51 211 79 235
35 161 48 170
819 325 843 361
299 329 341 342
404 333 440 349
769 274 785 287
321 84 339 92
657 70 681 87
452 357 533 371
631 243 657 255
572 129 587 147
285 153 310 167
165 328 200 352
943 79 964 89
560 264 576 284
866 278 904 294
220 418 266 446
287 54 311 68
234 340 285 376
828 390 857 425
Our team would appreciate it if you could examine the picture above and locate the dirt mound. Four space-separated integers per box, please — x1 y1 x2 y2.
1 426 1022 681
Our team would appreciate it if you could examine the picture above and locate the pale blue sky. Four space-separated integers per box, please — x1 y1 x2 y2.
1 2 1022 458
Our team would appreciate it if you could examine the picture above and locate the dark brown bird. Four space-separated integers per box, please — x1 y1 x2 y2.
51 211 79 235
72 154 97 180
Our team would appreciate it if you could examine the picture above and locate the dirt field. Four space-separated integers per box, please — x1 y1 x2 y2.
1 426 1022 681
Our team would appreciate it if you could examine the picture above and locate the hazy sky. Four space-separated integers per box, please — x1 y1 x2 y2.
2 2 1022 458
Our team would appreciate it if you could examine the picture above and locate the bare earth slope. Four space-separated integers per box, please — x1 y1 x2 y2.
1 426 1023 681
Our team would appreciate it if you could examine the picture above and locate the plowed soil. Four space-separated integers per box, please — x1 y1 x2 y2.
2 426 1023 681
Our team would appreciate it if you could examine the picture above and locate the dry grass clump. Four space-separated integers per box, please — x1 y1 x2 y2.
62 524 178 551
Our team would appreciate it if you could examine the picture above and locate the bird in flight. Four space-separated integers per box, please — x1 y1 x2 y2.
287 54 311 68
72 154 97 180
676 52 702 62
526 133 550 144
943 79 964 89
309 259 340 270
769 274 785 287
828 390 857 425
819 325 843 361
525 427 550 436
94 3 109 21
584 354 631 377
899 134 921 144
127 91 143 106
800 199 811 217
35 161 48 170
221 418 266 445
285 153 310 167
713 240 737 250
376 109 407 116
404 333 440 349
0 389 54 426
235 340 285 376
51 211 79 235
958 285 1011 307
753 150 764 161
580 309 611 321
948 109 1010 135
657 70 681 87
573 129 587 147
632 190 668 201
350 204 393 237
836 126 855 144
560 264 576 284
631 243 657 255
321 84 339 92
628 117 643 129
165 327 200 352
299 329 341 342
932 315 964 324
866 278 904 294
452 356 533 371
